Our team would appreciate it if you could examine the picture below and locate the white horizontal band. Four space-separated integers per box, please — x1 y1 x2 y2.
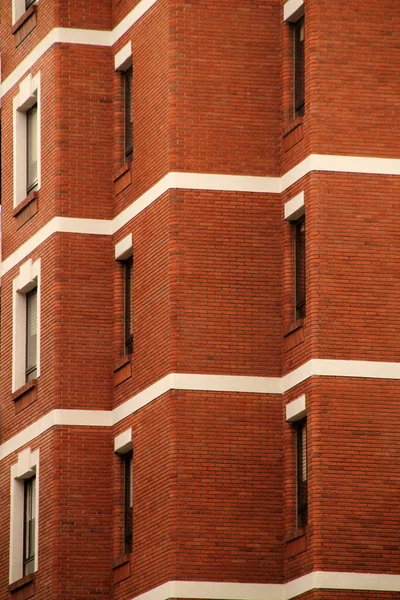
1 0 160 98
130 571 400 600
2 360 400 458
4 154 400 276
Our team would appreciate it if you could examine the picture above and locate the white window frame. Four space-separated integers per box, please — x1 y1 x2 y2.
12 0 38 25
13 72 41 208
12 258 41 392
10 448 40 584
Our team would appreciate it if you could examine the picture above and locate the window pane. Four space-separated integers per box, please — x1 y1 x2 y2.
124 452 133 554
294 17 305 117
297 421 308 528
23 476 36 576
26 288 37 380
124 257 133 355
295 217 306 319
26 104 38 193
124 68 133 161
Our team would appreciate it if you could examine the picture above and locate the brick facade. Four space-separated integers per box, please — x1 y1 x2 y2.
1 0 400 599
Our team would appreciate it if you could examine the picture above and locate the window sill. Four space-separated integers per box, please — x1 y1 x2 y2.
12 5 37 46
112 554 131 584
282 117 304 152
285 527 307 558
13 191 39 229
114 355 132 386
283 319 304 352
8 572 35 596
114 163 132 195
12 379 38 413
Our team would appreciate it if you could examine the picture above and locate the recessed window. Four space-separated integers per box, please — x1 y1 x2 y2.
294 216 305 320
124 256 133 355
13 73 41 208
26 104 38 195
294 17 305 118
296 419 308 528
124 67 133 163
26 288 38 382
124 451 133 554
25 0 36 9
13 258 41 393
23 476 36 576
10 448 39 584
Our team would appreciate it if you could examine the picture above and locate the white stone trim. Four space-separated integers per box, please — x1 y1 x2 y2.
2 361 400 459
283 0 304 23
12 0 38 26
284 191 304 221
286 395 306 422
124 573 400 600
115 234 133 260
9 448 39 583
13 72 41 208
12 258 41 392
115 42 132 71
114 429 132 454
4 153 400 276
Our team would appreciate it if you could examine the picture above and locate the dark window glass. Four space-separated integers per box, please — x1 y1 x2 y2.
124 68 133 162
25 0 35 9
295 216 305 320
124 452 133 554
23 476 36 576
294 17 305 117
296 420 308 528
26 288 38 382
26 103 38 195
124 257 133 355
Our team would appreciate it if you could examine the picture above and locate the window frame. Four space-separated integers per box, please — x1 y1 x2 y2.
293 16 305 118
13 73 41 208
296 419 308 529
25 287 38 382
294 215 306 320
123 451 133 554
23 476 36 576
12 258 41 393
124 67 133 163
124 256 133 355
10 448 40 584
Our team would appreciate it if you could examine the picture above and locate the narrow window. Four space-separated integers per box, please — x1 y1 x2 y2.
124 67 133 162
294 17 305 118
26 288 38 382
23 476 36 576
124 452 133 554
25 0 36 9
124 257 133 355
295 216 305 320
296 420 308 528
26 104 38 195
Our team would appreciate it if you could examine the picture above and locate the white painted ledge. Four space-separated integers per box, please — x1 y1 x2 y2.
4 154 400 277
128 572 400 600
283 0 304 23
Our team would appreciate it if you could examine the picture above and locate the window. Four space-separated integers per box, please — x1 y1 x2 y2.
294 216 305 319
13 258 41 392
13 73 41 207
124 256 133 355
12 0 37 23
124 452 133 554
124 67 133 163
294 17 305 117
23 477 36 576
26 104 38 195
296 419 308 528
114 429 133 555
25 0 35 9
114 42 133 164
26 288 38 382
10 448 39 583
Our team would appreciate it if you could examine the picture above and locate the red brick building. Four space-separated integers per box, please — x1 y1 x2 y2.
1 0 400 599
